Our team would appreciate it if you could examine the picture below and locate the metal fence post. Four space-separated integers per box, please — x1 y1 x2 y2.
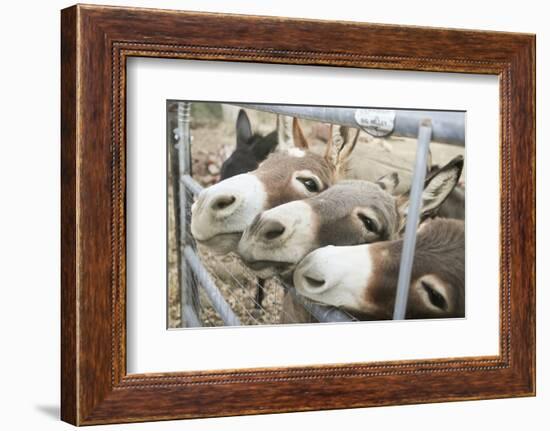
392 119 433 320
176 101 201 327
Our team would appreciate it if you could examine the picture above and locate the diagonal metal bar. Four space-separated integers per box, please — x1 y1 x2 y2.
288 286 357 323
181 174 203 197
184 246 242 327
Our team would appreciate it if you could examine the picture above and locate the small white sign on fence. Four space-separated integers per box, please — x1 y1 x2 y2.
354 108 396 137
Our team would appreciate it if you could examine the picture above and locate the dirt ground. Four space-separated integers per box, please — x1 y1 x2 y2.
167 102 465 328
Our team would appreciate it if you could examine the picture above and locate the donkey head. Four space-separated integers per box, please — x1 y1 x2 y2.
293 218 465 319
237 156 463 278
219 109 278 180
191 120 358 254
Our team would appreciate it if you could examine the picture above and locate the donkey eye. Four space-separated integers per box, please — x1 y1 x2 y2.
297 177 319 193
421 281 447 310
358 213 377 232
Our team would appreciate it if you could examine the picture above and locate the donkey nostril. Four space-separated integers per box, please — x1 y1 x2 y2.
211 195 236 211
304 275 325 289
262 221 286 241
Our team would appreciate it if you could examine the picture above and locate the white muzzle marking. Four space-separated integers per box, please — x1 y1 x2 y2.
293 244 373 310
190 173 267 254
238 200 317 273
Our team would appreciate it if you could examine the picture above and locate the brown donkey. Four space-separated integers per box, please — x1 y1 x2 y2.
191 120 359 255
293 218 465 319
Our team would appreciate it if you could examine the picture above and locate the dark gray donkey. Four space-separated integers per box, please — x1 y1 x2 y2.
293 218 465 319
219 109 278 180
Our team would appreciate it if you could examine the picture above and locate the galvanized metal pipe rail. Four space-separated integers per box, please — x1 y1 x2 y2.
288 286 357 323
177 101 201 327
235 103 465 146
392 120 432 320
184 246 242 326
181 174 203 198
181 305 201 328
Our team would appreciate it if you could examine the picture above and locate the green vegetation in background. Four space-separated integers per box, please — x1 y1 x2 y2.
191 102 223 128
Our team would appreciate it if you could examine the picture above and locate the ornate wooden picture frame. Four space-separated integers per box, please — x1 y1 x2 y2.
61 4 535 425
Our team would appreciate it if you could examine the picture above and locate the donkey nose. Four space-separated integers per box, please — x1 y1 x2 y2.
302 274 326 290
210 194 237 212
259 219 286 241
294 251 332 295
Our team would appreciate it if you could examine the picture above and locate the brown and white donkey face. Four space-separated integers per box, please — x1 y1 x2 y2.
237 156 464 278
190 120 358 254
293 218 465 319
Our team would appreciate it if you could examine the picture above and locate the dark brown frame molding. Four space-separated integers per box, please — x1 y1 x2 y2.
61 4 536 425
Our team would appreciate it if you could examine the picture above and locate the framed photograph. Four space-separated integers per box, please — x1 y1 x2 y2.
61 4 535 425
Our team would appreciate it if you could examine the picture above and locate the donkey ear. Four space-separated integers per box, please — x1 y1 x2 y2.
276 115 293 152
326 126 360 176
251 131 278 161
420 155 464 216
292 118 310 149
376 172 399 194
400 155 464 220
337 127 360 163
324 124 337 164
236 109 253 149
